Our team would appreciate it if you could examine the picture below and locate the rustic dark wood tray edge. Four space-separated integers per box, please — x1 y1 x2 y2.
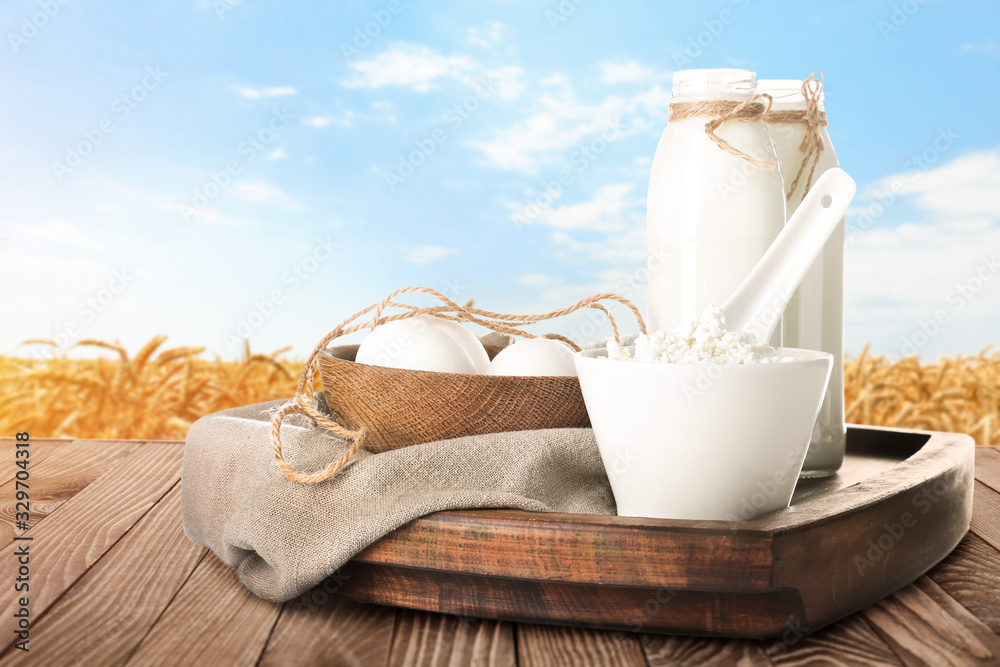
338 426 975 638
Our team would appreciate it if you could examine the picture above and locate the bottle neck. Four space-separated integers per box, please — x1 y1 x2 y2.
671 68 757 104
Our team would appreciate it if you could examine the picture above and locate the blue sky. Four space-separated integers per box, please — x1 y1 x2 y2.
2 0 999 361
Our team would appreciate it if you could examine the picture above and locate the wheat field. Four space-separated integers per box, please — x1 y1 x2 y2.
1 337 997 445
0 337 303 441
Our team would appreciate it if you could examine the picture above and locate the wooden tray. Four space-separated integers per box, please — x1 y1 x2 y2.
338 425 975 638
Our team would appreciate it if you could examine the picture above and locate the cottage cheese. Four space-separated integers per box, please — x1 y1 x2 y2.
608 303 778 364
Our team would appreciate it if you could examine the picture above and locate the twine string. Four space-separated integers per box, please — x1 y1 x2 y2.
765 71 829 201
668 93 776 170
270 286 646 484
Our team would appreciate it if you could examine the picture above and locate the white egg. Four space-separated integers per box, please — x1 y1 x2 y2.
488 338 578 377
425 316 491 374
355 316 478 374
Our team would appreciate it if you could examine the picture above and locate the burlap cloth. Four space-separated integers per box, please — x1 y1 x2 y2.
181 392 616 602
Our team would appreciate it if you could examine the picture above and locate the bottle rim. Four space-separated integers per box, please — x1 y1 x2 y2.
671 68 756 100
757 78 826 105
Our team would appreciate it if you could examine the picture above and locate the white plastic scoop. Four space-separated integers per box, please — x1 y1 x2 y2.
722 167 857 344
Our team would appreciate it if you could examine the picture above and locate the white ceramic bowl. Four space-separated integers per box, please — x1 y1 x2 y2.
575 347 833 521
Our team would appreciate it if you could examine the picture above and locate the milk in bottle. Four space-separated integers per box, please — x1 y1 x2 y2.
760 75 845 476
647 69 786 345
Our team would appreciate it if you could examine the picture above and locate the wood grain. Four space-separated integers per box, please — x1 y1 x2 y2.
0 485 205 666
259 593 397 667
763 614 903 666
926 532 1000 635
0 439 75 485
355 510 776 590
975 447 1000 494
125 553 281 666
0 439 137 547
340 427 975 637
341 561 802 638
517 623 646 667
388 609 515 667
318 346 589 453
640 635 772 666
970 481 1000 551
768 429 974 632
0 436 991 665
0 442 183 653
862 577 1000 666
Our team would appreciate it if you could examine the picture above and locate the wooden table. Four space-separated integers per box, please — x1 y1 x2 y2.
1 439 999 666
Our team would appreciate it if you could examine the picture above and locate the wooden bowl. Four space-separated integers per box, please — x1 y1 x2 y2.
317 344 590 452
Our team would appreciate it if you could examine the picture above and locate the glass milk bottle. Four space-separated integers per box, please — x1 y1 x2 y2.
759 76 845 476
648 69 786 343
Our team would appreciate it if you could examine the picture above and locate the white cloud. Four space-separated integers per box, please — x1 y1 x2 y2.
342 43 477 92
486 66 525 100
267 146 288 160
0 252 109 277
370 100 398 123
174 206 253 227
519 273 561 287
550 225 647 267
303 112 355 129
534 183 635 231
513 257 651 332
514 182 646 268
238 86 298 99
231 181 301 209
405 245 458 264
845 146 1000 358
304 103 397 130
341 42 523 99
10 222 105 251
846 221 1000 357
539 73 569 87
599 59 669 85
960 40 997 55
466 79 669 172
465 22 508 49
868 146 1000 218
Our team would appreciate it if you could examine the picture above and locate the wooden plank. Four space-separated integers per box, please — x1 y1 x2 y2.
259 593 396 667
769 431 974 633
927 532 1000 635
0 439 71 484
640 635 773 666
355 508 776 591
340 561 802 638
0 439 95 491
517 623 646 667
970 481 1000 551
975 447 1000 494
387 609 515 667
761 614 903 666
124 553 282 666
0 486 205 666
0 439 138 547
342 428 976 637
0 442 184 653
861 577 1000 666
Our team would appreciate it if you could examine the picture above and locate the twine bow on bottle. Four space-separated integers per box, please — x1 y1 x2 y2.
765 71 829 200
668 93 777 170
